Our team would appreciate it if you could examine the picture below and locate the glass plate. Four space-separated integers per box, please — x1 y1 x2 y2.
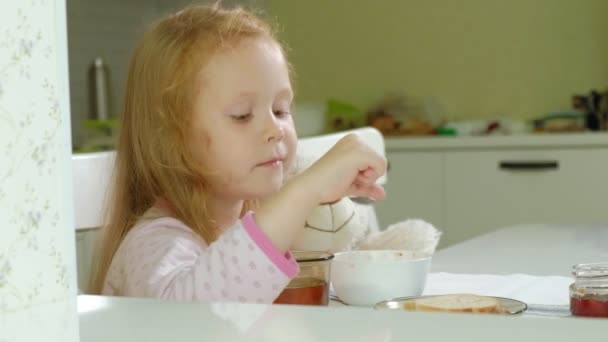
374 295 527 315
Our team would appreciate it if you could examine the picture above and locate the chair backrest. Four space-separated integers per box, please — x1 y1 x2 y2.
72 127 386 291
72 151 115 230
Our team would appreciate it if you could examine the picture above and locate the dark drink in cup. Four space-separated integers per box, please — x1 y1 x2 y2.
273 251 333 306
274 277 328 305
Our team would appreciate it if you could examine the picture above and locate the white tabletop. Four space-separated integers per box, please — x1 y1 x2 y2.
432 223 608 277
78 295 605 342
78 224 608 341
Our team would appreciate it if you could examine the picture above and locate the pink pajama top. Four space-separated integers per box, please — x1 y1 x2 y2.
101 210 299 303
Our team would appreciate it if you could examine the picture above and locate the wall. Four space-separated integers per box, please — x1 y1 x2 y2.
266 0 608 121
0 1 79 341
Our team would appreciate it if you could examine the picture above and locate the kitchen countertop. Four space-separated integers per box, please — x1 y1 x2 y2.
384 132 608 151
77 223 608 341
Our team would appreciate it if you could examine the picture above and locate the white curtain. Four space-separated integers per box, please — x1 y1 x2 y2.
0 0 78 341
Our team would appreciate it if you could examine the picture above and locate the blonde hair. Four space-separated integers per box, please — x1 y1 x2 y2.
89 4 280 294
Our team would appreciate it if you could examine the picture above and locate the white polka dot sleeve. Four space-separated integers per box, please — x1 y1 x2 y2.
101 211 299 303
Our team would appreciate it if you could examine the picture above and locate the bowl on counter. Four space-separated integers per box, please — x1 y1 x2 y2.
330 250 431 306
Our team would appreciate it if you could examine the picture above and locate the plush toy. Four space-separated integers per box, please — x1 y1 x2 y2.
290 150 441 256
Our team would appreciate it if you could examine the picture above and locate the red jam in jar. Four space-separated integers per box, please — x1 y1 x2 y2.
569 262 608 318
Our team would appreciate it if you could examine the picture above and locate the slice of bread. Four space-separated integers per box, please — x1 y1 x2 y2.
406 294 502 314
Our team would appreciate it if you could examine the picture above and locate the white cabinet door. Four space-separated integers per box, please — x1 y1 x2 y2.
374 152 444 236
444 148 608 246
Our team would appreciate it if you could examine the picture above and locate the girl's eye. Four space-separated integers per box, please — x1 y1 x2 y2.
273 110 290 118
231 113 252 122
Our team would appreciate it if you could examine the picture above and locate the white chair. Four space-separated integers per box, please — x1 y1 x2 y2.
72 127 387 291
72 151 115 230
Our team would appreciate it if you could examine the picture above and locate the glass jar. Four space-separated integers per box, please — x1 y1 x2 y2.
569 262 608 318
273 251 334 306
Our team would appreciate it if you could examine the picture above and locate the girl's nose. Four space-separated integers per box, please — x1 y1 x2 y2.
264 113 284 143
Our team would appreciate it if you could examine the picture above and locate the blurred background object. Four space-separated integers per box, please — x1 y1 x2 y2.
68 0 608 147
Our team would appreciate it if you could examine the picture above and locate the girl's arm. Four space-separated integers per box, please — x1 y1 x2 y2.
255 134 386 252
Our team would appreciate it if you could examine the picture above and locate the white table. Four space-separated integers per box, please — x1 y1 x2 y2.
432 223 608 277
78 295 604 342
78 223 608 341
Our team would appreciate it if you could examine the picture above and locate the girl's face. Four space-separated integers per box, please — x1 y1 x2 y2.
190 37 297 200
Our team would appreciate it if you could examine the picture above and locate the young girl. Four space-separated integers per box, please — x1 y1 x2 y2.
88 4 386 303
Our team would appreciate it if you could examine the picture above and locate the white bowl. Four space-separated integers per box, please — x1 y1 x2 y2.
330 250 431 306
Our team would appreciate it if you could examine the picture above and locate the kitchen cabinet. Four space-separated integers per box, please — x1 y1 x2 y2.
374 133 608 248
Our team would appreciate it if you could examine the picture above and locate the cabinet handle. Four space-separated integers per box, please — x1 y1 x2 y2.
499 160 559 171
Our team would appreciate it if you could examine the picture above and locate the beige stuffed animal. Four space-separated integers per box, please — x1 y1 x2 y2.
290 151 441 255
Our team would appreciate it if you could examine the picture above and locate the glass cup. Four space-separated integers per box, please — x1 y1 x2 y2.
273 251 334 306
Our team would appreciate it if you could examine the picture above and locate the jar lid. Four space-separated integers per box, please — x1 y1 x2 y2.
572 262 608 278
